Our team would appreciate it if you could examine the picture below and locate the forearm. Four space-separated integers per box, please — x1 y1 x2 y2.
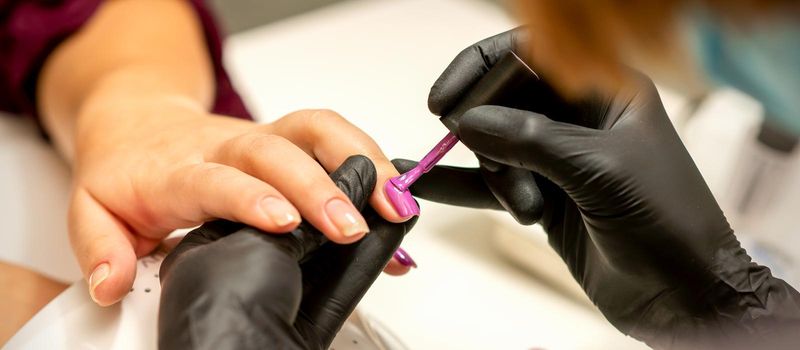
37 0 214 162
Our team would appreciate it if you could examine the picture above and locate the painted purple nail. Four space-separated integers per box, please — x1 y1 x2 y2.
393 247 417 268
385 132 459 216
384 180 419 217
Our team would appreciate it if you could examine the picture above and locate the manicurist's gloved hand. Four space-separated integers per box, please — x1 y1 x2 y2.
158 155 417 350
394 29 800 349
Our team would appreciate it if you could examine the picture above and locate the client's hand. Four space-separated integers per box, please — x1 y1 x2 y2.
158 155 417 350
71 103 411 306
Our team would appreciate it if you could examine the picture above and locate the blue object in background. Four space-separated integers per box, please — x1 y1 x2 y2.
688 9 800 135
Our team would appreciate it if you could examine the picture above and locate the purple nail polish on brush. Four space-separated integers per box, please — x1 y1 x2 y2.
393 247 417 268
385 132 460 217
385 52 539 218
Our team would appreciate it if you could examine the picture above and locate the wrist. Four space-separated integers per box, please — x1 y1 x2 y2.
78 66 209 128
642 245 800 349
56 65 211 163
72 92 210 169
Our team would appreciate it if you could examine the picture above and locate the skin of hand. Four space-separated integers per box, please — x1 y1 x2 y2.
394 29 800 348
0 261 68 345
36 0 410 307
159 155 417 350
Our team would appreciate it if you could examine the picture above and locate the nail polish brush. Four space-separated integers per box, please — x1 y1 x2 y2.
385 51 540 217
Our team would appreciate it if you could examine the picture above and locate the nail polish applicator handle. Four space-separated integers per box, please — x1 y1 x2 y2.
385 51 540 216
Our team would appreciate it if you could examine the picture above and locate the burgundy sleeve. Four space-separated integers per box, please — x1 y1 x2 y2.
0 0 253 121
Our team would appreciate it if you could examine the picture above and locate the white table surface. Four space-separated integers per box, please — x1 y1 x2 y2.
0 115 78 282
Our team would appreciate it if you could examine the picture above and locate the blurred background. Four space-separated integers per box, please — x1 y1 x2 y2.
209 0 507 33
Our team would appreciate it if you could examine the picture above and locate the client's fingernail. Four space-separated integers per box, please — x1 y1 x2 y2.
261 197 300 227
394 247 417 268
89 263 110 303
325 198 369 237
384 180 420 218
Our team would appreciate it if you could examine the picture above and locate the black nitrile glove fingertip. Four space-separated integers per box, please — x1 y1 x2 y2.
480 164 543 225
427 45 487 116
427 27 529 117
332 155 377 211
391 158 417 173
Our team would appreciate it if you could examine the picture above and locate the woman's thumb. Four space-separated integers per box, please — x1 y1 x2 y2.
69 188 138 306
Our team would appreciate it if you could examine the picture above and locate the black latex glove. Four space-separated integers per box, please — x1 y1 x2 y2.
395 29 800 349
158 155 417 350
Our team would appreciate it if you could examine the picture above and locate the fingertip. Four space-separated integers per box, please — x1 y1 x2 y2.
325 230 367 245
427 87 448 116
375 163 413 223
273 221 302 233
393 247 417 268
258 196 302 233
88 263 110 305
383 259 411 276
371 190 413 223
253 222 300 235
69 188 138 307
88 258 136 307
323 197 369 244
390 159 418 174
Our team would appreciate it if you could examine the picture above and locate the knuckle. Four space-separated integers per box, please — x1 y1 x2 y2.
308 108 342 121
307 109 348 133
285 108 344 126
242 133 289 152
169 163 228 203
519 115 548 141
190 163 233 185
296 178 342 204
223 134 291 169
184 163 266 217
457 45 482 64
